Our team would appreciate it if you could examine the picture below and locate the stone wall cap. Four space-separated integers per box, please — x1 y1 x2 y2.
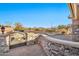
41 34 79 48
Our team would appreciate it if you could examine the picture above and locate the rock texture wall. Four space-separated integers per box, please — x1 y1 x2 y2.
37 35 79 56
0 35 9 55
5 32 39 47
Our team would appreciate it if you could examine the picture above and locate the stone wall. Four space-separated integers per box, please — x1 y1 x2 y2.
37 35 79 56
0 34 9 55
5 32 39 47
0 32 39 55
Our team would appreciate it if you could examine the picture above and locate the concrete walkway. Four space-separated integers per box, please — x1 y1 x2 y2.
4 44 46 56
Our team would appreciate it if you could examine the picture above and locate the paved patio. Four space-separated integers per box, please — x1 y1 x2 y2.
4 44 46 56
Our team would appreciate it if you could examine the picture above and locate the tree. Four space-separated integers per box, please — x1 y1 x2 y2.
0 24 2 27
57 25 66 29
14 22 24 31
34 28 40 31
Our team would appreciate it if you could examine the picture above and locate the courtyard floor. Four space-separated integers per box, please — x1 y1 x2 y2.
4 44 46 56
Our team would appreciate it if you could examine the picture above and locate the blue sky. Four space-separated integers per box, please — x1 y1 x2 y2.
0 3 71 27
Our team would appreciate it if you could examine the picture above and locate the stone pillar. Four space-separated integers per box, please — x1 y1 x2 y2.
0 34 9 55
25 32 28 45
72 20 79 41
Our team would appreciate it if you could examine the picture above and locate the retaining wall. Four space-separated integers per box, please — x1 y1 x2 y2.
37 34 79 56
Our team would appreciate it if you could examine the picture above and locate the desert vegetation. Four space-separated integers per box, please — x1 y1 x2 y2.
0 22 71 34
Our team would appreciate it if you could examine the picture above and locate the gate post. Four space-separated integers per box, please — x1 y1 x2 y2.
25 32 28 45
72 20 79 41
0 34 9 55
68 3 79 41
